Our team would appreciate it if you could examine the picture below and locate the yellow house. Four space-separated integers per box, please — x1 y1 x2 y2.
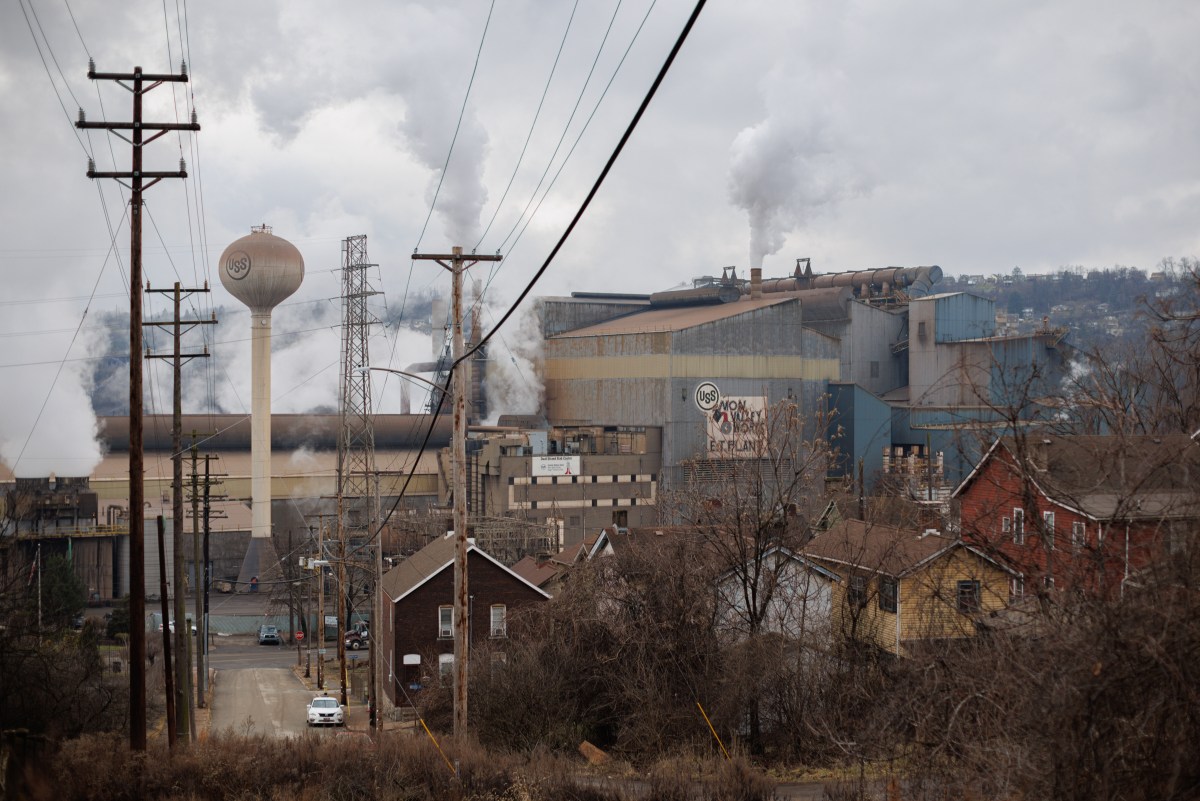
804 520 1017 657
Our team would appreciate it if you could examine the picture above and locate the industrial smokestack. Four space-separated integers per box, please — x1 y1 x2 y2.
219 225 305 591
750 268 762 299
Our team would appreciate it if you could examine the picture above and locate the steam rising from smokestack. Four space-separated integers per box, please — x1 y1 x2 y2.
400 82 490 245
728 109 870 270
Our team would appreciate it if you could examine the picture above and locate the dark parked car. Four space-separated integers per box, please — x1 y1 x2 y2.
258 624 282 645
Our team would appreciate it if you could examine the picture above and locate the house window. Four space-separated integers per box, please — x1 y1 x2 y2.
848 575 868 609
491 651 507 667
1012 508 1025 545
878 577 897 613
438 606 453 639
1043 511 1056 550
1071 521 1085 550
1010 576 1024 599
956 580 981 613
1002 516 1011 536
438 653 454 681
490 604 507 638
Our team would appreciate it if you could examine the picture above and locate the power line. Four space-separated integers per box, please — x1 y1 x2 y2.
474 0 581 249
412 0 498 252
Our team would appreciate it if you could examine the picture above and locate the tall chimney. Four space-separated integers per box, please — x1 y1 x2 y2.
751 268 762 299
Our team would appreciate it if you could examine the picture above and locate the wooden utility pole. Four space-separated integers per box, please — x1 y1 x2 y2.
77 61 199 751
412 247 502 737
156 516 175 747
146 282 213 744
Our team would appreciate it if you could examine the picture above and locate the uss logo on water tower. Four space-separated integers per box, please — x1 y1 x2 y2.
224 250 252 280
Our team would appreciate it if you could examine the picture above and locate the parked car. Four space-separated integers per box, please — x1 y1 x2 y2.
258 624 282 645
306 695 344 727
344 630 369 650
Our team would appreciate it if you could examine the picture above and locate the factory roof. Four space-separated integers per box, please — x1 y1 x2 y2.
552 295 796 338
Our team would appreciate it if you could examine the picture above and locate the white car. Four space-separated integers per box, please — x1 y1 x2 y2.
306 695 345 727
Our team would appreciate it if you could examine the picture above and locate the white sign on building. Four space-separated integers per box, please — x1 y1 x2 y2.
532 455 581 477
706 395 768 457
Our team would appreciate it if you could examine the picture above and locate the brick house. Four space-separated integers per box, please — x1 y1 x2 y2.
953 433 1200 595
804 519 1017 657
379 533 549 704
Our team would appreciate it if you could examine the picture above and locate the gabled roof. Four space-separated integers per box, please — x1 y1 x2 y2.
716 543 841 585
953 433 1200 521
804 519 1017 578
510 556 563 589
381 534 551 603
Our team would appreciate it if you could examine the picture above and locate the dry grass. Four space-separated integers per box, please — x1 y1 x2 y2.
12 730 777 801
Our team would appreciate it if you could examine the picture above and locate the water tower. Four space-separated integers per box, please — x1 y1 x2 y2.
219 225 304 591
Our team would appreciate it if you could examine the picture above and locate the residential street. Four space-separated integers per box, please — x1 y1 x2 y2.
208 638 347 738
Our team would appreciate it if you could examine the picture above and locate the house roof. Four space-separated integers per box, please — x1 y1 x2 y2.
804 519 1016 578
381 534 551 603
717 543 841 584
953 433 1200 521
509 556 562 589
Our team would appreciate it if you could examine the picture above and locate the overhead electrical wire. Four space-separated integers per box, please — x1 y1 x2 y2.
412 0 498 253
491 0 627 256
473 0 581 249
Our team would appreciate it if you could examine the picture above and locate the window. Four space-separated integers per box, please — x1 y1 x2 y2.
878 577 897 613
438 653 454 681
438 606 453 639
1043 511 1056 550
848 575 868 609
956 580 981 613
1012 508 1025 545
1002 516 1011 536
1071 521 1085 550
490 604 507 638
490 651 507 667
1010 576 1025 599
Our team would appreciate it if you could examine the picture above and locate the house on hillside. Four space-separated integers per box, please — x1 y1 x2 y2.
804 520 1017 657
953 434 1200 595
713 544 839 643
379 533 550 704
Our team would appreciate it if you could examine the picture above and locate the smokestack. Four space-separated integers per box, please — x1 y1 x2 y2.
219 225 305 591
751 268 762 299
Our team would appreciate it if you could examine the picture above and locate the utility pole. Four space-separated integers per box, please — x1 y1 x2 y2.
197 455 227 669
156 515 175 748
146 282 213 745
412 247 502 737
77 60 199 751
188 436 223 708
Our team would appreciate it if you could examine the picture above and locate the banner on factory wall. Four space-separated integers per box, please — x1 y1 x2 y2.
706 395 768 457
533 455 581 477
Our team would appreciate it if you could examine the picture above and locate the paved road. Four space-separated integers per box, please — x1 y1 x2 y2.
208 638 347 738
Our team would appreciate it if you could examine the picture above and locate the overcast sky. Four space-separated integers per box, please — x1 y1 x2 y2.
2 0 1197 477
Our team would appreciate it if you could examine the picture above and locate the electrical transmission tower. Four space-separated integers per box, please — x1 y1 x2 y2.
336 234 384 725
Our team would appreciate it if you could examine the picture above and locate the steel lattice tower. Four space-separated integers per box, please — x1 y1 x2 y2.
338 234 379 511
336 234 383 717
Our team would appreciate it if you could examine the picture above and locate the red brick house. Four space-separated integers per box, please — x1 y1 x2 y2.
380 534 549 704
953 433 1200 595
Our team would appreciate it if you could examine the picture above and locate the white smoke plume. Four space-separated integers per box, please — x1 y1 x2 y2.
728 76 871 270
0 304 105 478
482 302 543 424
399 82 490 247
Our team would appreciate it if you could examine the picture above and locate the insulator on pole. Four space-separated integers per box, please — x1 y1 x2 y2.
179 158 187 173
191 109 198 126
87 57 95 75
78 107 86 123
87 158 95 174
180 60 188 77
